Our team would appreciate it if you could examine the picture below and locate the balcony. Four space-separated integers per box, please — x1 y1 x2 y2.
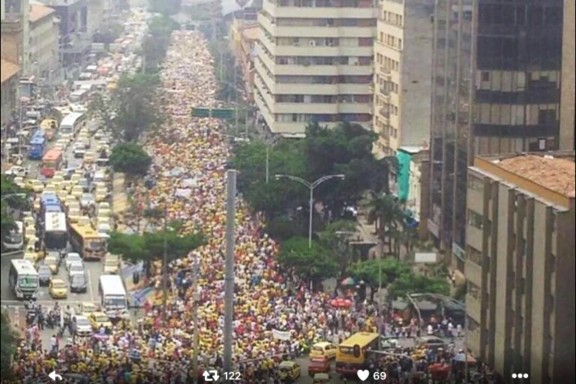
259 51 373 76
263 1 376 19
255 59 371 95
260 36 373 57
259 14 375 38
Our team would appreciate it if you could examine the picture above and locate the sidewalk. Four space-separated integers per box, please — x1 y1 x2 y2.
112 172 130 217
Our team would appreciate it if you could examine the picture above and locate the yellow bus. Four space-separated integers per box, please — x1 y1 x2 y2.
335 332 380 375
69 223 107 261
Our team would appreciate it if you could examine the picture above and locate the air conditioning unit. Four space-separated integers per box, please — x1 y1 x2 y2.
309 40 316 47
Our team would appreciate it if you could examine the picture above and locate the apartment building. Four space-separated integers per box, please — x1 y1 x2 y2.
29 4 59 82
254 0 377 135
427 1 570 275
1 59 20 129
2 0 31 76
373 0 433 157
230 19 259 102
560 0 574 150
465 152 575 384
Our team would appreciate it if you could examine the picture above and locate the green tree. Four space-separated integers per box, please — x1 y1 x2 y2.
88 73 161 143
1 176 30 243
319 220 358 275
347 258 411 300
387 273 450 301
277 237 338 285
148 0 182 15
109 143 152 177
1 311 18 378
108 230 205 270
365 192 406 257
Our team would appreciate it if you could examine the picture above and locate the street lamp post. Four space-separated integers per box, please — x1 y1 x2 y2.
162 202 169 321
1 193 27 201
265 135 281 184
275 174 345 248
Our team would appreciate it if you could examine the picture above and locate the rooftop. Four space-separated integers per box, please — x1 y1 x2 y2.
496 154 575 198
1 60 20 84
29 4 55 23
242 25 259 41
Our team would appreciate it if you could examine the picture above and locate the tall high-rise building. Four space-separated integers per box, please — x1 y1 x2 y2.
254 0 376 135
427 0 568 272
372 0 434 157
560 0 574 150
466 152 575 384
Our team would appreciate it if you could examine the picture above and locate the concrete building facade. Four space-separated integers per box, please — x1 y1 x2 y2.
28 3 59 82
373 0 433 157
466 152 575 384
559 0 574 151
254 0 376 135
1 59 20 128
2 0 31 76
427 0 570 275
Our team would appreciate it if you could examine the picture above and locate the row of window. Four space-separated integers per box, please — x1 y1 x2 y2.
375 53 400 72
271 17 375 28
275 0 374 8
378 32 402 50
275 37 374 47
276 113 372 123
275 75 373 84
276 94 371 103
276 56 372 66
379 9 403 27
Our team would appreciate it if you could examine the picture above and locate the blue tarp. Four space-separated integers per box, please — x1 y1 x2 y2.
396 151 412 201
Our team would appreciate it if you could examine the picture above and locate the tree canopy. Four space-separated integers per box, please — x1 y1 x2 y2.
229 122 392 240
277 237 338 283
148 0 182 15
109 143 153 177
88 73 161 143
107 229 205 265
1 311 18 379
1 175 29 240
387 273 450 300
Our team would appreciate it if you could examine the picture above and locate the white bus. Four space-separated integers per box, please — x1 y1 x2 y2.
2 220 24 251
44 212 68 251
9 259 40 299
99 275 128 318
59 112 85 139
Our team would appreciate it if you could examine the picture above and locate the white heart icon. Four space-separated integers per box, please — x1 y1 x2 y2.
357 369 370 382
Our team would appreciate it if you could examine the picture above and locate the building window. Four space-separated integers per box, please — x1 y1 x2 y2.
481 71 490 82
467 210 484 229
467 246 482 266
468 281 481 300
468 175 484 192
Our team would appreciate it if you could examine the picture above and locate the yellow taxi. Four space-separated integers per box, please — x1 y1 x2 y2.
43 184 57 195
65 194 78 207
45 255 59 274
23 251 40 264
88 312 112 330
13 176 25 188
98 208 111 218
84 151 96 164
23 216 35 229
49 278 68 299
79 302 98 316
104 256 120 274
278 361 301 382
95 188 108 203
309 342 338 360
77 216 92 226
70 173 82 184
26 179 44 193
71 185 84 199
68 207 82 223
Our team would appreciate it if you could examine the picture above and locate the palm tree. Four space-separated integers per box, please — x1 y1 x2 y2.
365 192 405 257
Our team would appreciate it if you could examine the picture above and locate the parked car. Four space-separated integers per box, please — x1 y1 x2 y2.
72 315 93 336
37 265 52 286
70 273 88 293
65 253 83 270
5 165 29 177
49 278 68 299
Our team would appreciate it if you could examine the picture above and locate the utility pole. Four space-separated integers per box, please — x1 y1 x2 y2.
223 170 237 373
192 255 201 384
162 202 169 320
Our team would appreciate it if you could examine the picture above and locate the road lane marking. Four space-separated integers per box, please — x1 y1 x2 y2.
87 269 95 303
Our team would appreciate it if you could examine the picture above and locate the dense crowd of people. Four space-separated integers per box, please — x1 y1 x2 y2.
3 20 495 384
